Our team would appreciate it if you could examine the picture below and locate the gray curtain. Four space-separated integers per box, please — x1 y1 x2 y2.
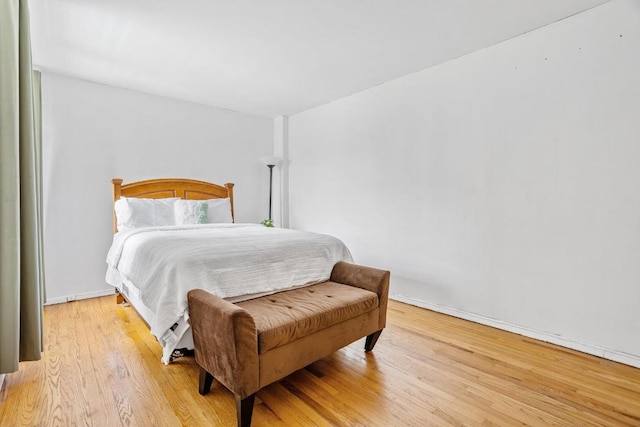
0 0 45 374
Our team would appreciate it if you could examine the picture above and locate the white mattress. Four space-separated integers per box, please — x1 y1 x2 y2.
106 223 353 363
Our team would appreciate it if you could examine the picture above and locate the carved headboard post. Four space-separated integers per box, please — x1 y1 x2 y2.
112 178 123 233
225 183 235 222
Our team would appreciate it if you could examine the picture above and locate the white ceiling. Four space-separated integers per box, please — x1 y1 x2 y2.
29 0 609 118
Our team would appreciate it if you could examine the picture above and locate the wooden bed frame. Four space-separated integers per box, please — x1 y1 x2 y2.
111 177 235 304
112 177 235 233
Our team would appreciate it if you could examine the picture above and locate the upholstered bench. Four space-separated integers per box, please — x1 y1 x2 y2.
187 261 390 427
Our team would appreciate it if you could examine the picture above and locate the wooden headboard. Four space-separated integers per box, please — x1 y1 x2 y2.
112 178 235 232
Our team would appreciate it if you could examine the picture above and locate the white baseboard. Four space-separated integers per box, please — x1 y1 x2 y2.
45 289 115 306
0 374 5 391
390 294 640 369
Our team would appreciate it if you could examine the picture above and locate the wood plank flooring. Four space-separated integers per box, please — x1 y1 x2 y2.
1 296 639 426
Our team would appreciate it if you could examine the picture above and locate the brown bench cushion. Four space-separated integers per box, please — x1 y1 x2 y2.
237 281 378 354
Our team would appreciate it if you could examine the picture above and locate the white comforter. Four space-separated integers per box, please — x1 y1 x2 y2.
106 223 353 346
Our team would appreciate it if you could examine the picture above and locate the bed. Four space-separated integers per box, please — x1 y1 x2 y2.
105 178 353 364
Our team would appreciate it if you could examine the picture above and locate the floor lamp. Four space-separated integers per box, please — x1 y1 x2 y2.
261 156 281 221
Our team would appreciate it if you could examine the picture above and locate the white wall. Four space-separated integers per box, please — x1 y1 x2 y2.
288 0 640 366
272 116 290 229
42 74 273 304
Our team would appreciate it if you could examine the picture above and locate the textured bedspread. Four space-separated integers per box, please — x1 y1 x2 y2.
106 223 353 358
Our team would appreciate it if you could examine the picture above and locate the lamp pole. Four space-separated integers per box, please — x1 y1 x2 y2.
267 164 275 220
261 156 281 223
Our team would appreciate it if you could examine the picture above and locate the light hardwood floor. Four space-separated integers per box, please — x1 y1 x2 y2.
1 296 639 426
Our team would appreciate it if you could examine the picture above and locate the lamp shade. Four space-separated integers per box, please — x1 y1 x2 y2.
261 156 281 167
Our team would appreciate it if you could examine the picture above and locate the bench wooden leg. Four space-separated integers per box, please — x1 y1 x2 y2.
365 330 383 352
236 393 256 427
199 367 214 395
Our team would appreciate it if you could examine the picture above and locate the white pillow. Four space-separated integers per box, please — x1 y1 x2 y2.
173 198 233 225
205 198 233 224
115 197 178 231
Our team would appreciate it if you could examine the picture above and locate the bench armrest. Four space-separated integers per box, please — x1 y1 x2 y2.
330 261 390 329
187 289 259 398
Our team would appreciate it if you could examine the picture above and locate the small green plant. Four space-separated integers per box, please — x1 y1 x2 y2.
260 218 274 227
